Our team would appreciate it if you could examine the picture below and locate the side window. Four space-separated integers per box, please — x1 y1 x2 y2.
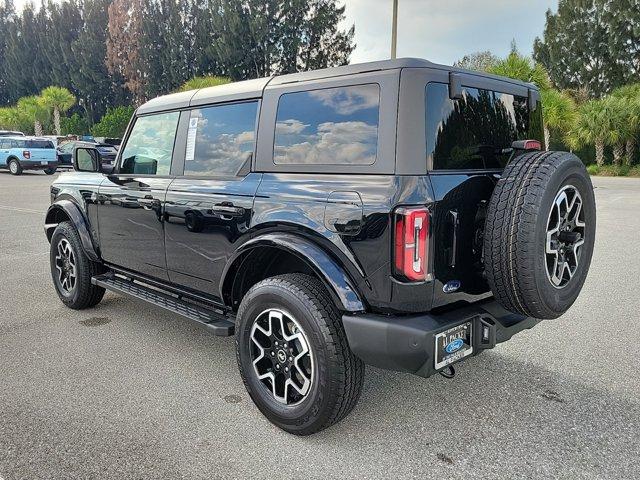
59 142 75 153
274 84 380 165
184 101 258 176
426 82 532 170
0 139 7 149
120 112 179 175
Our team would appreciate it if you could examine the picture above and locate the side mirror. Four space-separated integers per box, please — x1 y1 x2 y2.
73 147 101 172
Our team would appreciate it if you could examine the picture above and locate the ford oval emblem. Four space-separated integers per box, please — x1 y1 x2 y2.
443 280 461 293
445 338 465 354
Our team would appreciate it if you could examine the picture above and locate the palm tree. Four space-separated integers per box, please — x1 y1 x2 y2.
568 98 621 166
40 86 76 136
611 84 640 165
0 107 25 131
541 89 577 150
176 76 231 93
17 96 49 136
488 51 551 90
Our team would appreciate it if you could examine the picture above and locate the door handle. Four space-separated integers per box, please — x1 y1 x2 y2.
211 204 245 217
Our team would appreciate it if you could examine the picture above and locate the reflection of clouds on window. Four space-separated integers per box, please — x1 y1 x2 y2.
275 119 309 135
120 112 179 175
308 86 379 115
275 121 377 165
184 102 257 176
274 84 380 165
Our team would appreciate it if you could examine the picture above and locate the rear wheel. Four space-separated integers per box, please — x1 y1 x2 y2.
8 158 22 175
50 221 105 309
484 151 596 319
44 167 57 175
236 274 364 435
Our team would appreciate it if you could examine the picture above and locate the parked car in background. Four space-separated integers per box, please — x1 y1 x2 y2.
0 136 58 174
0 130 25 137
94 137 122 149
57 140 118 170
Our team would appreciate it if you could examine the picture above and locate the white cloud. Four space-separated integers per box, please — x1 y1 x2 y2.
275 119 309 135
308 85 379 115
275 120 377 165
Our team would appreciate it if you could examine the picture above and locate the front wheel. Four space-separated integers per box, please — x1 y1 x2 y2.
236 274 364 435
44 167 57 175
50 221 105 309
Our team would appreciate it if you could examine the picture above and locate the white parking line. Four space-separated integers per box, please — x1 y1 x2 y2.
0 205 43 214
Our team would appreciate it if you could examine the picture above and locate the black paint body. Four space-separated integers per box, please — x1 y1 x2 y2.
45 60 542 319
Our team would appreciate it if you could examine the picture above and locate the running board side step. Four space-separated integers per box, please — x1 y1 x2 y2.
92 273 234 336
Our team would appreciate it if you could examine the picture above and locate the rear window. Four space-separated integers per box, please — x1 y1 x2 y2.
426 83 543 170
25 140 54 149
274 84 380 165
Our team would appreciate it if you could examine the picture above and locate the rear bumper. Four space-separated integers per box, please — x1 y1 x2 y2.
20 160 58 170
342 299 541 378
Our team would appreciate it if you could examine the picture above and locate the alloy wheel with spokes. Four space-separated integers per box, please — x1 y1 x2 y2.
9 160 20 175
250 308 314 405
55 238 78 294
545 185 586 289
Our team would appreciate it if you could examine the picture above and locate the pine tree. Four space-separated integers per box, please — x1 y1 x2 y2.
534 0 639 98
72 0 128 123
0 0 16 105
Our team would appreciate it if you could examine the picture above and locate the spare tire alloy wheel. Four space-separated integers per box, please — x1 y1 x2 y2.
250 308 313 405
545 185 585 288
484 151 596 319
55 238 77 295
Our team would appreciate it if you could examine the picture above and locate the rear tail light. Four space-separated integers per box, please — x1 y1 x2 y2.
393 207 429 281
22 150 30 159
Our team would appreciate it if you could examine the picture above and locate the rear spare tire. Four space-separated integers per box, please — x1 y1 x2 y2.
484 151 595 319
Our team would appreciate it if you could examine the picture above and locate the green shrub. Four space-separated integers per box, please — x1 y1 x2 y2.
91 106 135 138
587 164 640 177
61 113 90 136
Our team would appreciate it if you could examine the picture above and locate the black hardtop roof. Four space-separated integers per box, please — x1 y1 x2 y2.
137 57 538 115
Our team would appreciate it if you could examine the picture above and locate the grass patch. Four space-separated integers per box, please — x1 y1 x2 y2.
587 164 640 177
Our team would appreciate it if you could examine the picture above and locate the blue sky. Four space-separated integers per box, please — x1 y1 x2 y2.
15 0 557 66
342 0 558 65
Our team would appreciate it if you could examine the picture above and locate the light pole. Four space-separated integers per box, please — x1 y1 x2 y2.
391 0 398 59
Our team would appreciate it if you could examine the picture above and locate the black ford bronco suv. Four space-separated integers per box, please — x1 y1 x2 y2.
45 59 595 435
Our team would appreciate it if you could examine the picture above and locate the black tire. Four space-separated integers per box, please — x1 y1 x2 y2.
8 158 22 175
236 273 365 435
44 167 57 175
484 151 596 319
50 221 106 309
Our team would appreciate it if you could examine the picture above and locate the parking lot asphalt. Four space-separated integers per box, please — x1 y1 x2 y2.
0 170 639 480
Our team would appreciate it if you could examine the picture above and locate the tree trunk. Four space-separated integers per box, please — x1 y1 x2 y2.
613 141 624 166
626 138 636 166
34 121 43 137
595 139 605 166
544 126 551 151
54 108 61 136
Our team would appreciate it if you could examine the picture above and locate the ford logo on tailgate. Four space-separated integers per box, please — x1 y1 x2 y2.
445 338 465 354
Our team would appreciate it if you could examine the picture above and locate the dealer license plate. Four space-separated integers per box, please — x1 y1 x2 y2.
40 161 48 165
434 321 473 370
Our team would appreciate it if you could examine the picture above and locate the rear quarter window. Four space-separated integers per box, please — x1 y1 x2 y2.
274 84 380 165
25 140 54 149
426 82 541 170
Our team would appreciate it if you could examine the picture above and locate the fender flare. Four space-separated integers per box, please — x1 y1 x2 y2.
221 232 366 313
44 199 100 262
